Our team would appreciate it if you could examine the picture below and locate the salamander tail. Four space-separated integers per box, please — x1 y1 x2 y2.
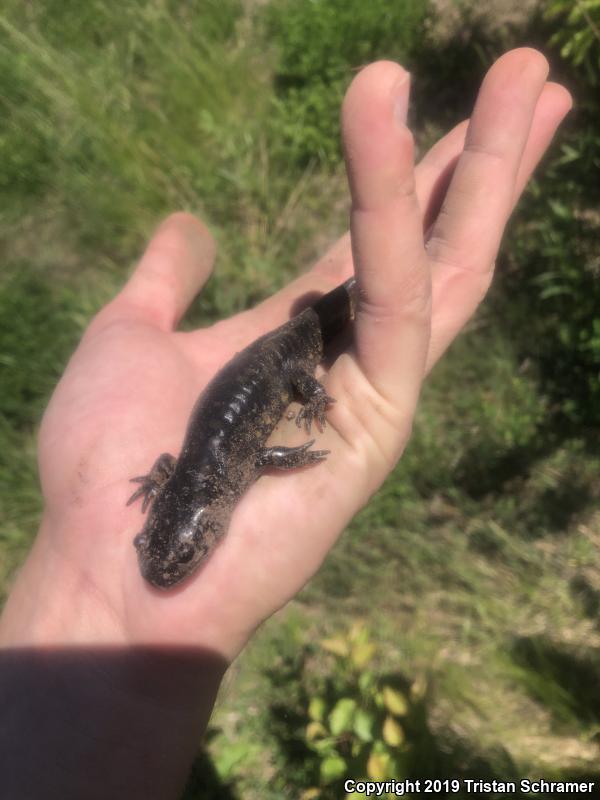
311 276 357 346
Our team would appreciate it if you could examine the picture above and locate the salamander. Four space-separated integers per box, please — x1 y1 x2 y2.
128 276 356 589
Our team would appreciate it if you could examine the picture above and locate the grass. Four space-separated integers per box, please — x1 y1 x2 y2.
1 1 599 798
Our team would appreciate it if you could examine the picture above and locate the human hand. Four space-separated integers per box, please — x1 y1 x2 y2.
0 50 571 663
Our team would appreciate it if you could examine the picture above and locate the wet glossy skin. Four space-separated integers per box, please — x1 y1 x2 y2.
129 279 356 589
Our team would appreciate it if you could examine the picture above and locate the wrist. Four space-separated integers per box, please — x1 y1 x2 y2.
0 509 254 660
0 514 127 647
1 516 229 800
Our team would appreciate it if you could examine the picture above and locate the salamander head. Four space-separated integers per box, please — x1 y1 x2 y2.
134 499 227 589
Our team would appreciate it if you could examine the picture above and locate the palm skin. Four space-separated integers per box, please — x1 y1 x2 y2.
34 232 401 655
1 52 571 663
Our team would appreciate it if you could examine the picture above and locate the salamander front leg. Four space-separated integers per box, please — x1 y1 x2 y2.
127 452 177 513
292 371 336 434
257 440 330 469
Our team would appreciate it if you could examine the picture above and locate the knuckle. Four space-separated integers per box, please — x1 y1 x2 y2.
358 266 431 322
426 232 462 271
401 270 432 318
463 139 507 166
394 169 417 201
356 291 429 330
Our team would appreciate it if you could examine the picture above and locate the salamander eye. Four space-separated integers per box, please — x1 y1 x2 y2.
178 545 195 563
133 533 148 550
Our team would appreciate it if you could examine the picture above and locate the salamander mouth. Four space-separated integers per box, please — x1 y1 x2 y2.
133 536 188 589
138 553 194 589
133 513 217 589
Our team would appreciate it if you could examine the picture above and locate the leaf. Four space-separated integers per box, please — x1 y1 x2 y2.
367 750 390 781
382 685 409 716
358 670 375 694
351 641 376 668
320 755 347 784
382 716 405 747
351 738 363 757
328 697 356 735
321 637 349 657
548 198 571 219
410 673 427 701
353 708 375 742
348 620 368 643
300 789 322 800
214 740 255 778
556 143 581 165
311 736 337 755
306 721 328 742
541 284 570 300
309 696 327 722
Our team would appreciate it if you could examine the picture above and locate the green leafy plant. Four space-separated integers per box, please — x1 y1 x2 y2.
262 0 428 166
492 0 600 430
504 186 600 428
296 624 427 799
545 0 600 82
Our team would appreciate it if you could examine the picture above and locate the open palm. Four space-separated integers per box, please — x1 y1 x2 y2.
8 52 570 660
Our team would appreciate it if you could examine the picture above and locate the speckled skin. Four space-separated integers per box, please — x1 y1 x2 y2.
128 278 356 588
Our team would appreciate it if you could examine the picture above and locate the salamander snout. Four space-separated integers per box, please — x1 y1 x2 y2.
134 533 209 589
133 504 226 589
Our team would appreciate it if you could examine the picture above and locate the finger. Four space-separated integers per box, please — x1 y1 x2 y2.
418 82 572 238
341 60 430 407
426 75 572 371
92 212 216 333
512 81 573 202
426 48 549 278
248 116 471 331
247 53 565 350
416 119 469 232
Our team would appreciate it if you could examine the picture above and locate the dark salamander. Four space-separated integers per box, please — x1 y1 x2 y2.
128 277 357 589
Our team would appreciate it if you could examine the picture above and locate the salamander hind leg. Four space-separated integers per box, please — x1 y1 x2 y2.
127 452 177 512
292 371 335 434
257 440 330 469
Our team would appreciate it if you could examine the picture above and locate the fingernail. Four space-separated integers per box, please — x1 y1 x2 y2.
393 71 411 125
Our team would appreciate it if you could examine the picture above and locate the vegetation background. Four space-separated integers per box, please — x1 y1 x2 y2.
0 0 598 797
